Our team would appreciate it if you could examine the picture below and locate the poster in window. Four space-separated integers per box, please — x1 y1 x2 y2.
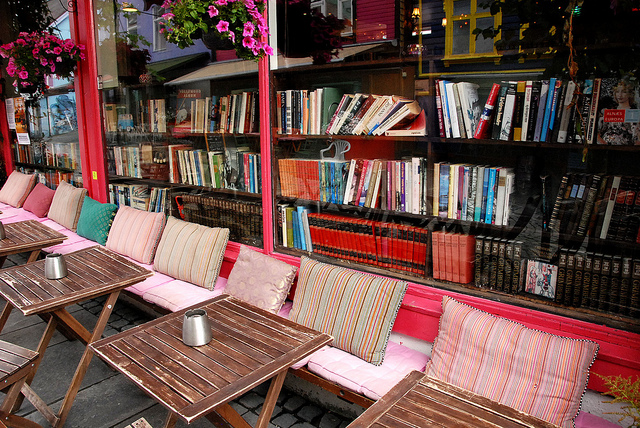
48 92 78 136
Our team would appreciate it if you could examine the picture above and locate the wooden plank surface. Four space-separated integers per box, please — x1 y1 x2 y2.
0 246 153 315
0 339 38 384
0 220 67 255
92 295 333 424
348 372 560 428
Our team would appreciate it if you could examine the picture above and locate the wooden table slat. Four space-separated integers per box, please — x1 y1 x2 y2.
135 330 234 387
0 221 67 254
151 324 253 380
21 264 79 296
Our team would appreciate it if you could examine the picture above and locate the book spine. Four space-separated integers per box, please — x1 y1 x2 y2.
581 252 594 308
474 83 501 139
589 254 603 309
564 251 576 306
598 255 613 311
631 259 640 318
572 252 585 307
474 235 485 286
548 175 569 231
511 241 523 293
491 83 508 140
555 249 568 304
489 239 500 289
434 81 446 137
609 256 622 313
533 80 550 142
540 78 557 142
504 240 514 293
586 78 602 144
496 239 507 291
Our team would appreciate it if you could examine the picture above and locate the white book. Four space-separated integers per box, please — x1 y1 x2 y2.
365 96 397 135
494 167 514 225
502 169 516 225
456 82 481 138
332 93 361 135
499 83 517 140
438 80 452 138
342 159 357 205
369 161 383 209
557 80 576 143
432 162 440 217
521 81 533 141
445 82 461 138
600 175 621 239
412 157 421 215
404 161 412 214
354 95 384 135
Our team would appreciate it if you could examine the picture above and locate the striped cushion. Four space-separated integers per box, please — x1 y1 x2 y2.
153 216 229 290
106 206 166 264
0 171 36 208
425 296 599 428
289 257 407 366
47 181 87 231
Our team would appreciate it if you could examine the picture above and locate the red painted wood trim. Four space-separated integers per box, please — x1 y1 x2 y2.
0 99 13 175
259 45 274 254
71 0 108 202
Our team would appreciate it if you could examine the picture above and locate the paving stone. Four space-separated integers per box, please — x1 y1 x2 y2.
283 395 307 412
109 319 129 329
297 404 324 422
318 413 342 428
238 391 265 409
290 422 316 428
229 400 249 416
271 412 299 428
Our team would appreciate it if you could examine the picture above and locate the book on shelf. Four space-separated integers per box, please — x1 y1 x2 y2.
173 88 202 134
525 260 558 299
473 83 501 139
499 82 517 141
491 83 510 140
595 76 640 145
511 81 526 141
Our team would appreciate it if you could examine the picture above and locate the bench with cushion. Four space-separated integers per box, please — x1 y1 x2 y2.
0 174 623 427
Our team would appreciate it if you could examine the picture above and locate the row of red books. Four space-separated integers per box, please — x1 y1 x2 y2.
306 213 429 275
431 231 475 284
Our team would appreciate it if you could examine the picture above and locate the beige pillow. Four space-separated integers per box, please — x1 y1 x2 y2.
106 206 166 264
0 171 36 208
47 181 87 231
153 216 229 290
225 246 297 313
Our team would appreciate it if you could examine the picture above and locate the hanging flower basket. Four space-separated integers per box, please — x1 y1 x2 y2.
0 31 85 99
160 0 274 61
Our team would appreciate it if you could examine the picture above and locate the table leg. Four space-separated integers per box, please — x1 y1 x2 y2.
26 250 40 264
54 291 120 428
0 303 13 333
255 370 287 428
0 256 6 269
162 412 178 428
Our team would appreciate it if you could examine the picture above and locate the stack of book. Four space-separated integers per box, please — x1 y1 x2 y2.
474 236 524 294
279 157 429 214
549 173 640 243
276 89 426 136
112 146 143 178
431 231 476 284
434 163 515 225
555 249 640 317
167 145 261 194
437 77 639 145
108 183 167 213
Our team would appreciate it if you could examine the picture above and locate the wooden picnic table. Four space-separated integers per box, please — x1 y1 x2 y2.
0 245 153 427
91 294 333 428
348 371 559 428
0 220 67 267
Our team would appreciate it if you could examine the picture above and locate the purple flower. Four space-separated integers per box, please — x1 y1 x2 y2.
216 20 230 32
243 22 255 37
208 5 219 17
242 36 256 48
18 70 28 79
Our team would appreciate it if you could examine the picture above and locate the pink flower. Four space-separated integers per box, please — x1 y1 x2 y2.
63 40 75 51
243 0 255 9
215 0 228 5
251 45 260 56
15 38 27 46
242 36 256 48
263 43 274 55
56 56 63 62
258 23 269 37
18 70 28 79
80 53 86 60
243 22 255 37
50 64 56 73
161 0 173 7
162 12 175 20
228 31 235 43
32 48 40 55
53 46 62 54
216 20 230 33
6 60 17 76
40 58 48 66
208 5 219 17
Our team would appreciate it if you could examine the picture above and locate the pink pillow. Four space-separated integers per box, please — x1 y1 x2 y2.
0 171 36 208
22 183 55 218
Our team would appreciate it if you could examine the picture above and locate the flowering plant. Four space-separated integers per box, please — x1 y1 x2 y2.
160 0 273 61
0 31 85 97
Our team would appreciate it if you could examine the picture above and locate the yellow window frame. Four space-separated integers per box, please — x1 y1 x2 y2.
443 0 501 61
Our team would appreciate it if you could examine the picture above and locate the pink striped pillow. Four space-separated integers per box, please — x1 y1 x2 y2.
289 257 407 365
425 296 599 428
106 206 166 264
153 216 229 291
47 181 87 231
0 171 36 208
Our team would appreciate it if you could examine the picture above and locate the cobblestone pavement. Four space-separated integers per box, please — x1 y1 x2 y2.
1 252 359 428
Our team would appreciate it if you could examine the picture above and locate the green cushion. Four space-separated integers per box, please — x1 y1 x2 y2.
76 196 118 245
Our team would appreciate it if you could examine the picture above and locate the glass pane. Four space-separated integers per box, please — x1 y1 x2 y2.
475 16 495 53
453 0 471 16
452 19 470 55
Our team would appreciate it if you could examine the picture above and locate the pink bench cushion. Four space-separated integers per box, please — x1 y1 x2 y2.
126 271 175 297
575 411 619 428
141 278 228 312
0 207 45 223
299 341 429 401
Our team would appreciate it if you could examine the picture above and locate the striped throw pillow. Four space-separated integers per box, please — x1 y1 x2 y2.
0 171 36 208
106 206 166 264
153 216 229 291
289 257 407 366
425 296 599 428
47 181 87 231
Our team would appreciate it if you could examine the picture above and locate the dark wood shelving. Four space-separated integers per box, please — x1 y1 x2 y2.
15 162 76 173
109 175 262 199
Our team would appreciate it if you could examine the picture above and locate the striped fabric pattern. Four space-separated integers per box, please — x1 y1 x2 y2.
0 171 36 208
47 181 87 231
153 216 229 291
289 257 407 366
425 296 599 428
106 206 166 264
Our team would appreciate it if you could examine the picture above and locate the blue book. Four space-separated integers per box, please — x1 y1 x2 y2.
480 167 491 221
249 154 255 193
547 79 562 137
291 209 300 249
533 80 550 142
296 206 307 251
461 166 470 218
484 168 497 224
541 78 557 142
330 162 336 203
438 164 450 217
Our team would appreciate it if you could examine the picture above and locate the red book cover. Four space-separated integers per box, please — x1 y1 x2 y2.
432 230 442 279
379 222 391 268
396 225 410 272
444 232 454 281
458 234 476 284
388 224 399 271
451 233 461 283
420 228 430 276
319 213 335 257
354 160 370 206
406 226 418 274
474 83 501 139
339 217 353 262
349 217 363 263
307 213 323 255
439 230 448 280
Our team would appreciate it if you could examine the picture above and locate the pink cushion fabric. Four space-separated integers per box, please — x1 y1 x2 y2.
0 171 36 208
126 271 175 296
0 207 43 223
303 341 429 401
425 296 599 428
141 278 227 312
106 206 166 264
22 183 55 217
47 181 87 231
44 239 97 255
575 411 619 428
224 246 297 313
